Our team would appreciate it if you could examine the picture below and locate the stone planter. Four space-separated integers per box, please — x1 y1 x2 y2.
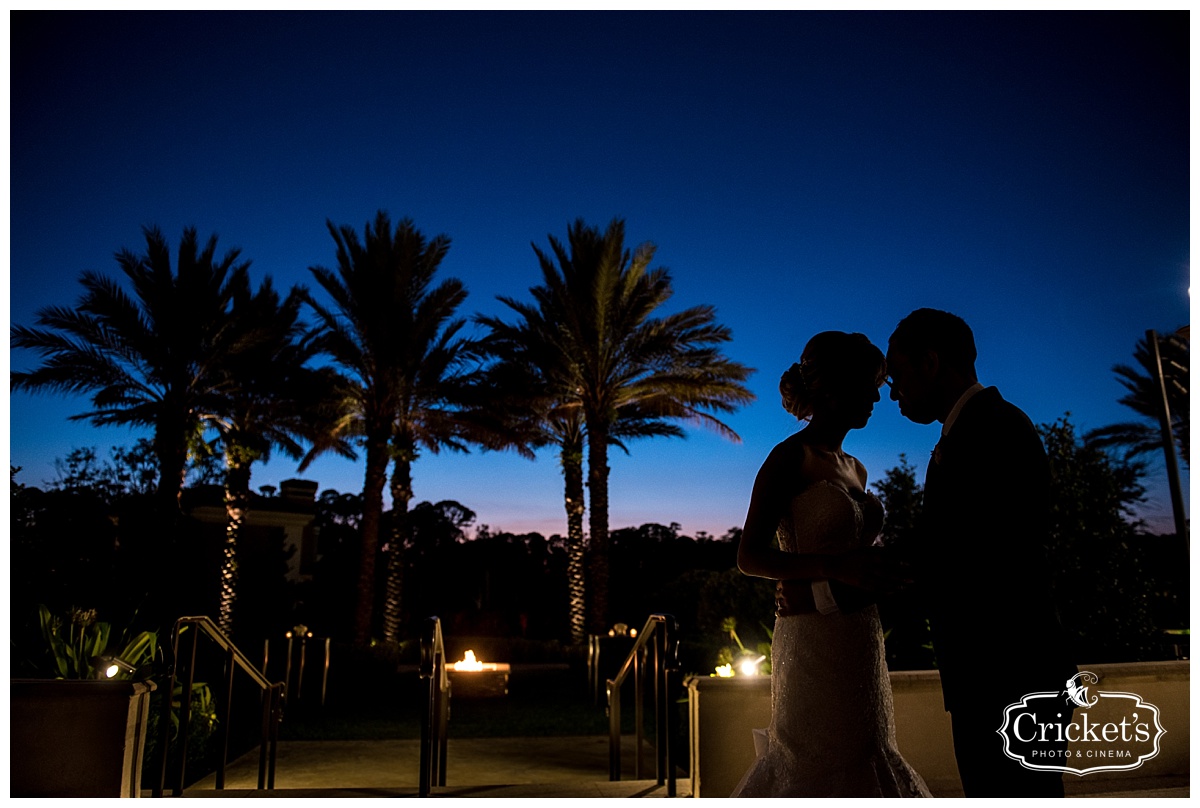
11 678 157 797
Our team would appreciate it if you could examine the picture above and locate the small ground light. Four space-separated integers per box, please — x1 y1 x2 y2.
737 654 767 677
95 656 137 679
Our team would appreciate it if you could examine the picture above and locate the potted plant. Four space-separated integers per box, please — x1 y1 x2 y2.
11 605 158 797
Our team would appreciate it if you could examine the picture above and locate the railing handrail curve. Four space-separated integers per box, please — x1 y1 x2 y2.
608 613 670 692
152 615 285 797
173 615 278 689
606 612 679 797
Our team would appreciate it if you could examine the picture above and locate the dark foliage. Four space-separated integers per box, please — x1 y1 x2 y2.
871 455 937 671
293 490 364 639
1041 416 1174 663
10 467 213 654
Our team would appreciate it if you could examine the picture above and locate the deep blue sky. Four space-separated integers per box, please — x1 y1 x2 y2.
9 11 1190 537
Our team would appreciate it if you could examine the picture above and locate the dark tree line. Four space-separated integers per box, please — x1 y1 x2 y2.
294 491 757 654
10 403 1187 678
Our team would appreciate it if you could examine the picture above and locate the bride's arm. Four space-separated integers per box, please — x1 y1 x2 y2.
739 444 912 594
737 444 836 581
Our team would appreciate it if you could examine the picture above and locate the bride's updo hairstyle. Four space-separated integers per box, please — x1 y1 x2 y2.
780 331 885 421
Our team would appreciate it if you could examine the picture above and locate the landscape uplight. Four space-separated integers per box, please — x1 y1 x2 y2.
94 656 137 679
737 654 767 677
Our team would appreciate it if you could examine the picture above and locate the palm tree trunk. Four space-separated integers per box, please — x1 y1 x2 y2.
354 431 389 645
586 421 611 635
382 442 415 644
153 414 189 514
219 458 252 638
562 437 586 645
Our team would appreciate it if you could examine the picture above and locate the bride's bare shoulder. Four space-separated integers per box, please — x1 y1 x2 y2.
766 433 814 463
757 434 819 485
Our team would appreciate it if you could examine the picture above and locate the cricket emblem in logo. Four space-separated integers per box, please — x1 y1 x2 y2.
1064 671 1099 709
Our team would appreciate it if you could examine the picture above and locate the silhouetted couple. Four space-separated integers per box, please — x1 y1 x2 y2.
732 309 1075 798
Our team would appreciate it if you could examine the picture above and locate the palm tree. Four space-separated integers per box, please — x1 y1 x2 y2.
491 218 755 634
12 226 251 515
305 211 484 645
469 326 591 643
478 306 711 644
1087 329 1189 466
207 279 356 637
382 315 489 644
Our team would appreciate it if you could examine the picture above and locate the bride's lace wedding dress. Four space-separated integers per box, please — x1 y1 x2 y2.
732 480 931 797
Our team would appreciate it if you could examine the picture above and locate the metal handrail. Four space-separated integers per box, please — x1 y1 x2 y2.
606 613 679 796
152 616 285 797
419 616 451 797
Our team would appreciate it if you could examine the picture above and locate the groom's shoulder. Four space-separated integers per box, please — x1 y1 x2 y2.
962 387 1038 437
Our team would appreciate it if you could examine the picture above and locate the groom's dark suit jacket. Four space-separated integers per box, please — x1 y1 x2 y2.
916 387 1075 713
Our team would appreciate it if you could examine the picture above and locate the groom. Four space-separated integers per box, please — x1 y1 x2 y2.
883 308 1076 797
778 309 1075 797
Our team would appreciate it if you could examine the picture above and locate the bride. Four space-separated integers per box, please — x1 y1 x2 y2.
733 331 931 798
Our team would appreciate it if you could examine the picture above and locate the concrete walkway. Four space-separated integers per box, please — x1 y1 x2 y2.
181 735 690 797
179 737 1186 798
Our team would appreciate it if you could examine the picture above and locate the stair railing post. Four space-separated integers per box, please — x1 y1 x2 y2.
588 634 601 704
216 645 236 789
437 655 449 787
655 620 666 786
419 616 450 798
419 672 432 796
321 638 331 707
608 679 621 780
172 626 200 795
419 643 433 796
257 686 270 789
268 684 281 790
634 640 645 779
283 634 294 702
664 616 677 797
153 629 180 797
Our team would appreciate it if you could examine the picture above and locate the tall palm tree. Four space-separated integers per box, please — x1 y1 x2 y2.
207 279 356 637
492 218 755 634
305 211 483 645
12 226 251 515
382 314 489 644
478 307 706 644
474 303 584 641
1087 329 1189 466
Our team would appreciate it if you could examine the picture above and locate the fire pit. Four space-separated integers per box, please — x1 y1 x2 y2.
448 650 510 698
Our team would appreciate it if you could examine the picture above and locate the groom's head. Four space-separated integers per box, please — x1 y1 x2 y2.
886 309 978 425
